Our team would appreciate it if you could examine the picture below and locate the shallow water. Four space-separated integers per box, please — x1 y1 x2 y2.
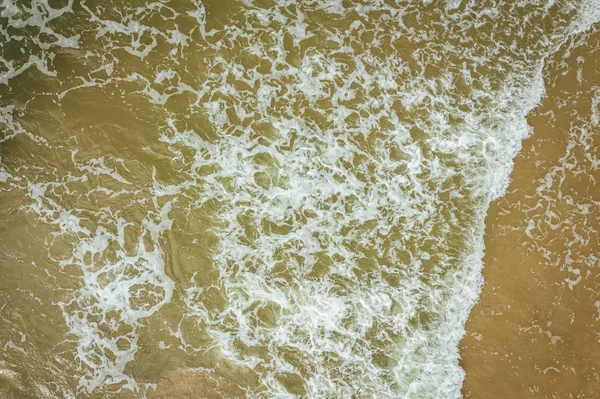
461 26 600 398
0 1 598 398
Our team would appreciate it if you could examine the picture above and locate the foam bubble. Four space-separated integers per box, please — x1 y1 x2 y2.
1 0 599 397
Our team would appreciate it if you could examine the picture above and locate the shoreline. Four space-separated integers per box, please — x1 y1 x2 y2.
460 26 600 398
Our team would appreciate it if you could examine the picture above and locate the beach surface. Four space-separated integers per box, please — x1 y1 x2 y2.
461 27 600 398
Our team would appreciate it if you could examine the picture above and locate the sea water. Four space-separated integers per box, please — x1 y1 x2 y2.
0 1 599 398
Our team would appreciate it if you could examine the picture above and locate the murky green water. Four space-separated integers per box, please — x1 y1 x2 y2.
1 0 598 397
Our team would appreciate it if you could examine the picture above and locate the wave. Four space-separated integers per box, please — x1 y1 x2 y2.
0 0 598 397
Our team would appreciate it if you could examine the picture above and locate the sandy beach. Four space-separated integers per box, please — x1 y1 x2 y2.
461 27 600 398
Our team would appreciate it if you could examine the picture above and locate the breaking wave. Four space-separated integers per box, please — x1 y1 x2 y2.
0 0 598 397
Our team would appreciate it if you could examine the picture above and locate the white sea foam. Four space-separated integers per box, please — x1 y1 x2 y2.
19 158 175 393
1 0 599 397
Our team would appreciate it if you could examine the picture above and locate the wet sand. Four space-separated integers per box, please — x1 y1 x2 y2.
461 28 600 398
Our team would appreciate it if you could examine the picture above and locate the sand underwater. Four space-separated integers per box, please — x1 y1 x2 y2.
0 0 599 398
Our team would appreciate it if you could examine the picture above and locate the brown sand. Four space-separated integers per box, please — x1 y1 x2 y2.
461 29 600 398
